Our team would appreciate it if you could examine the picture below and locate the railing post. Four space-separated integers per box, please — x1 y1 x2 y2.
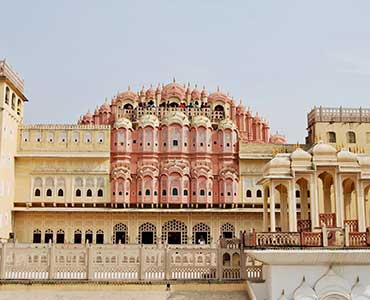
217 247 223 281
164 246 169 280
48 242 55 279
240 249 246 280
322 224 328 247
87 243 94 280
0 243 7 279
139 245 143 280
344 224 350 247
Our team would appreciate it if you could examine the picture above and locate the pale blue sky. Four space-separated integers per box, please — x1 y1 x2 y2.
2 0 370 142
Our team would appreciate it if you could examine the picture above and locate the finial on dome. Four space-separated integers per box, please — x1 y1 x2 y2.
239 99 242 105
217 86 220 92
173 77 176 83
302 275 306 282
128 85 131 91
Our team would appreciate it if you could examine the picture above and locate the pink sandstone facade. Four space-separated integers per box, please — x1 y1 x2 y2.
78 81 285 208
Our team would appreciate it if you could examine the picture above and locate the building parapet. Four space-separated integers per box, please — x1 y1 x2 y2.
308 106 370 127
0 59 24 93
0 242 262 282
19 124 111 130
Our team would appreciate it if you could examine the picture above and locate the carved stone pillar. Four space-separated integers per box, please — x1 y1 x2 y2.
269 182 276 232
357 180 366 232
288 181 297 232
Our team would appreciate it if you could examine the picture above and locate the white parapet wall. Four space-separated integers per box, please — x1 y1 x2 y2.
247 249 370 300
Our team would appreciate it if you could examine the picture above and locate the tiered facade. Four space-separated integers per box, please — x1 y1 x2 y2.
2 60 370 299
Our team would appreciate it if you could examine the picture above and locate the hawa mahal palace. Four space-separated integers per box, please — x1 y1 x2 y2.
1 60 370 300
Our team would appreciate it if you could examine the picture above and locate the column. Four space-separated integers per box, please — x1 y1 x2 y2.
335 172 344 228
310 173 319 229
280 190 288 232
357 180 366 232
288 181 297 232
269 182 276 232
300 183 308 220
263 187 268 231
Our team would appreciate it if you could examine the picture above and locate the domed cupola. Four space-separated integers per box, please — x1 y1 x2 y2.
100 101 111 113
191 84 201 100
146 84 155 99
337 148 357 163
201 85 208 99
161 79 186 100
269 132 287 144
115 87 138 102
311 141 337 164
291 147 311 162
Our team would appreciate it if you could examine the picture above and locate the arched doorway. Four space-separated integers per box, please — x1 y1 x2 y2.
113 223 128 244
138 222 156 244
275 184 288 232
192 223 210 244
162 220 187 244
220 223 235 239
343 178 357 230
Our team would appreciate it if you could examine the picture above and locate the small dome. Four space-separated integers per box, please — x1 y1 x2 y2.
312 141 337 157
291 147 311 161
146 85 155 99
155 83 162 95
293 278 316 300
338 148 357 162
270 153 291 168
116 89 138 102
191 85 201 100
138 114 160 128
208 87 232 104
201 86 208 98
161 80 186 100
84 111 93 120
191 115 212 128
100 101 111 113
357 154 370 166
269 133 287 144
315 269 351 299
114 118 132 129
219 118 237 130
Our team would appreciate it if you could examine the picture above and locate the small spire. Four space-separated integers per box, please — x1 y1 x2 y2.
128 85 131 91
217 86 220 92
195 83 198 89
173 77 176 83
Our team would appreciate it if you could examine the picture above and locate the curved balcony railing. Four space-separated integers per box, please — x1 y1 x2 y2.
116 107 225 122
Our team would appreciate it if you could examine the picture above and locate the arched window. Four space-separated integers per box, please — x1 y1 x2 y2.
75 189 82 197
162 189 167 196
11 93 15 110
246 190 252 198
85 229 93 244
296 190 301 198
57 189 64 197
34 189 41 197
200 189 205 196
74 230 82 244
172 188 178 196
145 189 150 196
33 229 42 243
5 87 9 104
86 189 92 197
256 190 262 198
46 189 52 197
17 99 22 115
347 131 356 143
44 229 53 243
214 104 224 111
96 229 104 244
183 189 188 196
97 189 103 197
327 131 336 143
56 229 65 244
